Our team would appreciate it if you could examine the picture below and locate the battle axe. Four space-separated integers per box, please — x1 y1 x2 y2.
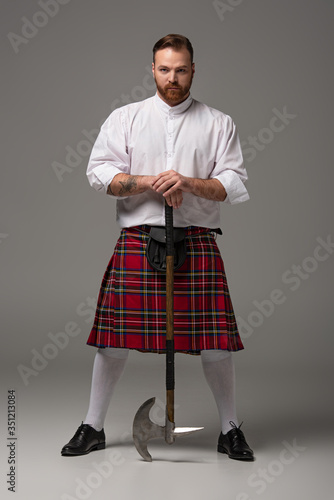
132 201 203 462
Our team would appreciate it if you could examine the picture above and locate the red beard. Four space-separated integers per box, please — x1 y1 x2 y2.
155 78 192 105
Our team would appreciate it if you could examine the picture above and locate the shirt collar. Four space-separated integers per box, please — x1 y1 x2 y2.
154 92 193 115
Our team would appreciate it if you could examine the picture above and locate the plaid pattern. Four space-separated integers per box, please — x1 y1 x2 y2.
87 226 244 355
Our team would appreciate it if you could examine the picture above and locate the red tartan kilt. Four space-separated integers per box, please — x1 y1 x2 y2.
87 226 244 354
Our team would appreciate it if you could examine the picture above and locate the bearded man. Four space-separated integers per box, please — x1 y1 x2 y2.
61 34 254 461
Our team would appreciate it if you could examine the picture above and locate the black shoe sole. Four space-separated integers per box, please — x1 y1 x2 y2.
217 444 254 461
61 442 106 456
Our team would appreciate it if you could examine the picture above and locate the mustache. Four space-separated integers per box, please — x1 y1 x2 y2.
165 85 182 89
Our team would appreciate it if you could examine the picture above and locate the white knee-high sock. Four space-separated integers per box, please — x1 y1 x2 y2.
84 348 129 431
201 349 239 435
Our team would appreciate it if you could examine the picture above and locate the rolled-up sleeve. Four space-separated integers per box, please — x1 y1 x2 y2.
86 108 130 195
212 115 250 204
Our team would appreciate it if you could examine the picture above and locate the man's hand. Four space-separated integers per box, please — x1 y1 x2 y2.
108 172 186 209
151 170 190 209
151 169 227 208
152 170 191 195
163 189 184 209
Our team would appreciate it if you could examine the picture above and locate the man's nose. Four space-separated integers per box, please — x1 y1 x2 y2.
168 71 177 82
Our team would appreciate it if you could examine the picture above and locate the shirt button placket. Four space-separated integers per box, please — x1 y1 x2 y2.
166 112 174 170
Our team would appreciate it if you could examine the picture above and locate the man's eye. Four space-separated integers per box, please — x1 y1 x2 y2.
160 69 167 72
178 69 186 73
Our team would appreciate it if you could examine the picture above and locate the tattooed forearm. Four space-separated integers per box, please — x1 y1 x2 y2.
118 176 138 196
107 174 150 197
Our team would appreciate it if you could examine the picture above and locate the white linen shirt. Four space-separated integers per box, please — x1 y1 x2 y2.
86 93 249 228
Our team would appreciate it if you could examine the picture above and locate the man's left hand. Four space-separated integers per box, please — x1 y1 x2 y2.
151 169 227 207
151 170 191 208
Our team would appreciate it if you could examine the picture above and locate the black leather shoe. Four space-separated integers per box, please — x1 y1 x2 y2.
61 423 106 456
217 422 254 461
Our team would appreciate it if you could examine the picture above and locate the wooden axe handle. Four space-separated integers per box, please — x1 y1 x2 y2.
165 201 175 424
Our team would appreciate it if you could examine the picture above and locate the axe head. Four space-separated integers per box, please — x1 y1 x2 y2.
132 397 204 462
132 397 164 462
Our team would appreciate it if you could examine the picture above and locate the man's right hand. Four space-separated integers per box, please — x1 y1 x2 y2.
163 189 183 209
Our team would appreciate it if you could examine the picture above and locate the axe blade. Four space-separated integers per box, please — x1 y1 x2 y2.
133 397 204 461
174 426 204 435
132 397 164 462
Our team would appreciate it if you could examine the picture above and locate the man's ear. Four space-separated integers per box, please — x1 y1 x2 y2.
152 62 155 75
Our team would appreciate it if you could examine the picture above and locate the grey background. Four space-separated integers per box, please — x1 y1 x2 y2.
1 1 333 499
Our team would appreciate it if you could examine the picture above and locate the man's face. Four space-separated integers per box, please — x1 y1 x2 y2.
152 47 195 107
